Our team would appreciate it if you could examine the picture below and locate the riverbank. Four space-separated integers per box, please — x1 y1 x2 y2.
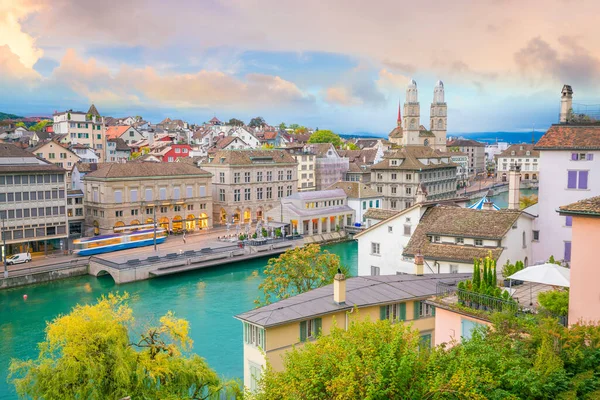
0 240 358 399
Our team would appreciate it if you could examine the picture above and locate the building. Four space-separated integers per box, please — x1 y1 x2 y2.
265 189 355 236
304 143 349 190
388 80 447 151
30 140 81 172
495 144 540 182
0 143 69 256
71 144 100 164
485 141 509 163
202 150 298 225
235 272 469 391
67 189 85 243
558 196 600 325
71 162 101 190
52 104 107 162
338 148 382 184
449 152 469 184
155 144 192 162
356 201 534 276
447 139 485 175
326 181 383 225
83 162 213 235
363 208 399 228
105 125 145 145
370 146 457 211
106 138 131 162
284 146 316 192
533 94 600 264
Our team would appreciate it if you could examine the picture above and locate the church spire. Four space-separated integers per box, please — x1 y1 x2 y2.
397 99 402 126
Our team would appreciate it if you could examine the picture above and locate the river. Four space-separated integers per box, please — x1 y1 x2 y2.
0 241 358 399
468 188 538 209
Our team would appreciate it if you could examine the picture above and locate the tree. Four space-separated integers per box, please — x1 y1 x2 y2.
15 121 26 128
9 293 240 399
293 126 308 134
288 124 300 130
307 130 342 148
520 194 538 210
278 122 287 130
344 142 359 150
228 118 244 126
538 289 569 316
248 117 266 128
30 120 51 132
256 244 349 306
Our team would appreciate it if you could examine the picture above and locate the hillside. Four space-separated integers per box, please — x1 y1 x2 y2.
0 112 23 121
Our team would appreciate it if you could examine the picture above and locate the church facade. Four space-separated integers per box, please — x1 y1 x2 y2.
389 80 447 152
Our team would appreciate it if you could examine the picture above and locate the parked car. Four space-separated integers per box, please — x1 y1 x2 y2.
5 253 31 265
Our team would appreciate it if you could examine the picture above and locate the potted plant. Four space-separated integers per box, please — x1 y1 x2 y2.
252 232 258 239
501 260 516 287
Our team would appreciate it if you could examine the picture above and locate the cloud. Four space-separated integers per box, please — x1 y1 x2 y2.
0 0 44 68
324 87 362 106
515 36 600 86
376 69 409 91
382 60 416 75
50 49 314 110
0 45 40 83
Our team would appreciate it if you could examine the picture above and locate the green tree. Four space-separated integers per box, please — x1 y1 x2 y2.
538 289 569 316
307 130 342 148
344 142 359 150
248 117 266 128
520 194 539 210
228 118 244 126
278 122 287 130
9 293 240 399
256 244 349 306
288 123 300 130
30 120 51 132
15 121 26 128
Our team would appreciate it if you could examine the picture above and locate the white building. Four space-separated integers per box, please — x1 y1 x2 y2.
533 87 600 264
485 142 509 163
325 181 383 225
495 144 540 182
230 127 262 148
355 204 535 276
449 153 469 182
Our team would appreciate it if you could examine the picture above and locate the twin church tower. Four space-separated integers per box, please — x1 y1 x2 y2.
388 79 447 151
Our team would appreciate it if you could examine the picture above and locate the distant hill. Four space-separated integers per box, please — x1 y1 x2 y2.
0 112 23 121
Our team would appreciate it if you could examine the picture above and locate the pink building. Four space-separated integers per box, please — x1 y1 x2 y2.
558 196 600 325
433 307 490 347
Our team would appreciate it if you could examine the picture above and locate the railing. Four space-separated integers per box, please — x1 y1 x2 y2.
1 258 90 279
457 289 520 313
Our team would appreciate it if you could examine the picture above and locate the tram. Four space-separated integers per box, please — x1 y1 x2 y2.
73 227 167 256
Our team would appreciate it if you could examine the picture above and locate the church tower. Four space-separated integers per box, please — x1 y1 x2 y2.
430 80 447 151
402 79 420 145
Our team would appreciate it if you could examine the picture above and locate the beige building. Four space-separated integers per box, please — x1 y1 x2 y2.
283 146 316 192
0 144 69 256
370 146 458 210
53 104 107 162
202 150 298 225
447 139 485 175
265 189 355 236
235 272 469 392
30 140 81 176
83 162 213 235
303 143 349 190
495 144 540 182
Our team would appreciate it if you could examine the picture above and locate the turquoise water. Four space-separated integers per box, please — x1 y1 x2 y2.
467 188 538 209
0 241 357 399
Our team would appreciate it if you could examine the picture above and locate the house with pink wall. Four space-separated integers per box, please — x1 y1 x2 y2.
558 196 600 325
432 307 490 347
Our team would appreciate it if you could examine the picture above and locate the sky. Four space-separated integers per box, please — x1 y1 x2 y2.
2 0 600 135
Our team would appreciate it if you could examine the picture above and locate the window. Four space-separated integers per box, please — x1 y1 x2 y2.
115 210 123 217
131 209 138 216
249 362 262 392
300 318 321 341
173 205 181 212
234 189 241 202
266 187 272 199
267 171 272 181
362 201 366 210
391 173 397 180
256 188 263 200
455 237 464 245
168 157 174 162
218 189 225 202
287 185 292 196
173 187 180 200
450 264 459 273
186 186 193 198
391 200 397 209
244 188 251 201
277 186 283 198
377 186 383 193
160 206 168 213
371 266 380 276
406 173 412 180
406 187 412 195
415 301 435 319
533 230 539 241
475 239 483 246
461 318 484 340
391 186 397 194
388 226 393 233
380 303 406 322
159 187 167 200
243 322 265 349
287 170 292 180
114 190 122 203
567 170 589 189
145 188 152 201
565 216 572 227
377 173 383 180
433 235 440 243
571 152 594 161
234 172 240 183
175 147 181 154
404 225 411 235
219 172 225 184
376 200 380 208
564 241 572 262
256 171 263 182
244 172 251 183
522 231 527 248
371 242 380 255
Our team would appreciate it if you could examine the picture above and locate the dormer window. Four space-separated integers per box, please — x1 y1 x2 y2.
526 151 530 156
455 237 464 245
434 236 440 243
511 151 515 156
391 159 398 166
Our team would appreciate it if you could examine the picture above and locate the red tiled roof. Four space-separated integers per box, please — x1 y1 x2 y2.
535 124 600 150
105 125 131 140
559 196 600 216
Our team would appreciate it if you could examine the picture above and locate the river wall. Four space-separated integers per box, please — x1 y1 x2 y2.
0 265 88 289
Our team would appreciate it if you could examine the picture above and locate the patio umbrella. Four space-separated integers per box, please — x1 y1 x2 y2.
508 263 570 306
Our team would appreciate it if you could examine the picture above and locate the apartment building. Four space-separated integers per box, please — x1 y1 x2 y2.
370 146 457 210
284 146 316 192
0 144 69 255
495 144 540 181
303 143 349 190
83 162 212 235
447 139 485 174
53 104 107 162
30 140 81 173
202 150 298 225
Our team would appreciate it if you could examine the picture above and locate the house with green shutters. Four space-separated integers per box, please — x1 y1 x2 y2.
235 271 469 392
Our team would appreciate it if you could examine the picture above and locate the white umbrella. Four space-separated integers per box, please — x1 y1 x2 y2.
508 263 570 287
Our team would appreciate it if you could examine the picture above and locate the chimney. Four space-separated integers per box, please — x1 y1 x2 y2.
414 252 424 276
560 84 573 123
483 199 495 210
508 163 521 210
333 272 346 305
148 130 155 146
415 183 427 204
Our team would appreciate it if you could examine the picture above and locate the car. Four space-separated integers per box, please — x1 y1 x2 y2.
5 253 32 265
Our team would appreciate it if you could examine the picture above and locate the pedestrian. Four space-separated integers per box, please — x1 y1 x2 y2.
182 231 187 244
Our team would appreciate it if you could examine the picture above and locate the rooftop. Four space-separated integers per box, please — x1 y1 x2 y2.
285 189 346 201
371 146 456 171
207 149 296 165
325 181 380 199
497 144 540 158
447 139 485 148
535 124 600 150
363 208 400 221
236 273 470 328
84 162 211 179
105 125 132 140
559 195 600 217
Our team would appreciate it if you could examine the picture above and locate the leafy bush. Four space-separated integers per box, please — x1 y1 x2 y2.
538 289 569 316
